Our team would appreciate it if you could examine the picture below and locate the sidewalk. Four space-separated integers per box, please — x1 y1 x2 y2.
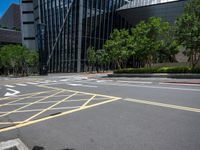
108 73 200 79
88 73 200 85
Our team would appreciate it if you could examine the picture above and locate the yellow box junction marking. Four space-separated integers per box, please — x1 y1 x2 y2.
0 85 121 133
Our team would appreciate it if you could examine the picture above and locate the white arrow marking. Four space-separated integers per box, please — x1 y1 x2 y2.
4 88 20 97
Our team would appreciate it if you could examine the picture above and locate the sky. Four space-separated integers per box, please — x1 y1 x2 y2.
0 0 19 17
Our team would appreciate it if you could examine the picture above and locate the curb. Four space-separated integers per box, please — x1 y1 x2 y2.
108 73 200 79
163 82 200 85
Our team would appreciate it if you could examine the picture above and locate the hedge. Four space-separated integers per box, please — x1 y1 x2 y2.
114 67 200 74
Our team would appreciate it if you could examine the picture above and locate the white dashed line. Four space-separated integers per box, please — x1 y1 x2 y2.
60 79 70 82
4 85 15 88
96 80 106 83
68 83 98 88
16 84 27 86
26 82 39 85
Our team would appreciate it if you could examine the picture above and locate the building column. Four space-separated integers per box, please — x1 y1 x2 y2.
77 0 83 72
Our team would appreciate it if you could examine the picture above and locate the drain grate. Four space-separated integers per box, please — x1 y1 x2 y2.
0 139 29 150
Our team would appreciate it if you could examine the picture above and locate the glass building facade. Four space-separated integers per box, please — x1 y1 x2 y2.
36 0 130 73
21 0 186 73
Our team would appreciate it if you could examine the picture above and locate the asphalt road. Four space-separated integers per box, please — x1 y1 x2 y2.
0 74 200 150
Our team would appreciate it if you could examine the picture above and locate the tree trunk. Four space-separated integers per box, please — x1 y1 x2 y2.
117 61 121 70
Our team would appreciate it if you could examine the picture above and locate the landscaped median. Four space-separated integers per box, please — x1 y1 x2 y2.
108 67 200 78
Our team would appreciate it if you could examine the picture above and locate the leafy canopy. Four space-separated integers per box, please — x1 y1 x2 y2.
175 0 200 67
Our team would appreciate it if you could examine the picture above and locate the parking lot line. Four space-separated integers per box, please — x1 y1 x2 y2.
124 98 200 113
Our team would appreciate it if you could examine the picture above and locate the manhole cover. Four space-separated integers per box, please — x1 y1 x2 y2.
0 139 29 150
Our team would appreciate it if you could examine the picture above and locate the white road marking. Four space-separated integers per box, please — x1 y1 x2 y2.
38 81 47 84
96 80 106 83
16 83 27 86
81 85 98 88
68 83 82 86
87 79 97 81
5 85 15 88
4 88 20 97
68 83 98 88
60 79 70 82
27 82 39 85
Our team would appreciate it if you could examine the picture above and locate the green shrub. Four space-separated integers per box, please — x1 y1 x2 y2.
114 67 200 74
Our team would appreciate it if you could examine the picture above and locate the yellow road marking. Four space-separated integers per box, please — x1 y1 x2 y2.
37 85 119 99
0 97 121 133
81 95 96 108
0 106 80 116
0 97 110 107
23 92 78 122
0 90 64 118
0 92 45 107
0 90 55 101
124 98 200 113
0 84 121 132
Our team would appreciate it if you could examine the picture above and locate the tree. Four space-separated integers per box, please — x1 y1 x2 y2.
0 45 38 76
158 26 180 63
130 17 169 67
175 0 200 67
96 49 110 71
87 46 96 72
130 17 180 67
103 29 131 69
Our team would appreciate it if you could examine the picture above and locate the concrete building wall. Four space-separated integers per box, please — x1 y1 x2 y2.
20 0 37 50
